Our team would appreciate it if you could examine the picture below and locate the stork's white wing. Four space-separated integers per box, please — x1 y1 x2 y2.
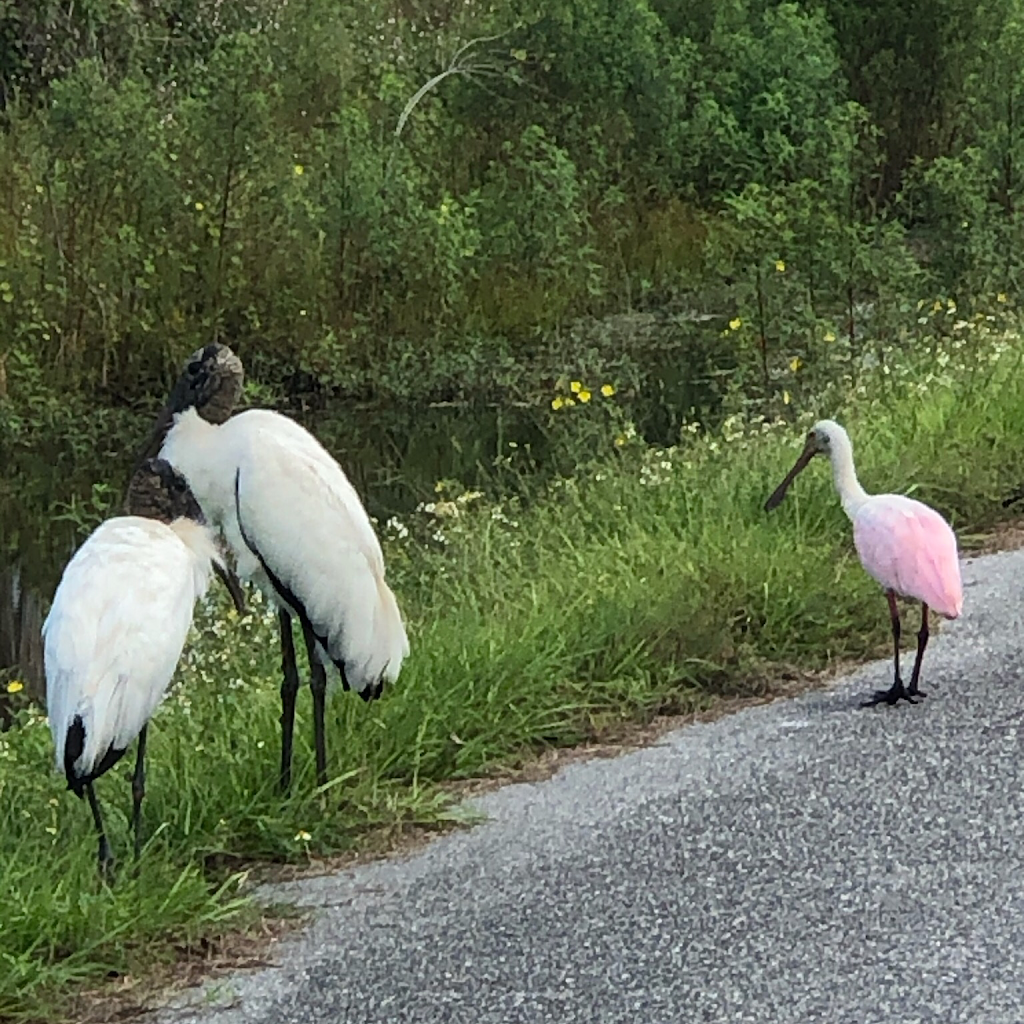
230 412 409 694
43 517 202 778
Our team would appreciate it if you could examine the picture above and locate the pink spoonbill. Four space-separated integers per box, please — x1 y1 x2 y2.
765 420 963 707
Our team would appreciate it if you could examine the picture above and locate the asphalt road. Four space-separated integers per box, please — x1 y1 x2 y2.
158 546 1024 1024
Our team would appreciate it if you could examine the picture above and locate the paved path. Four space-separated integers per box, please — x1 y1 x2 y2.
158 547 1024 1024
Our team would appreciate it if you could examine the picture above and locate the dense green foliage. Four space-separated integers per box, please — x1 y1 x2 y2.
1 321 1023 1020
1 0 1023 422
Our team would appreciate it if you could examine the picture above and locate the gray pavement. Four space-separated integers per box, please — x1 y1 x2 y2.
157 546 1024 1023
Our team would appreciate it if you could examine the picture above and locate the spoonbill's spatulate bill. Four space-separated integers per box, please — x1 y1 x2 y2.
44 460 224 875
765 420 963 707
138 344 409 792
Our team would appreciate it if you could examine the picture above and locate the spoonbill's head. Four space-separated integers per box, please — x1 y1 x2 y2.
764 419 850 511
127 458 204 523
138 344 244 463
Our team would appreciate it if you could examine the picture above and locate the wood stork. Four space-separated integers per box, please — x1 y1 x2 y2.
44 459 224 875
138 344 409 792
765 420 962 706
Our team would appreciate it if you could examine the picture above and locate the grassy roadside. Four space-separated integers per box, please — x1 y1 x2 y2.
2 327 1024 1021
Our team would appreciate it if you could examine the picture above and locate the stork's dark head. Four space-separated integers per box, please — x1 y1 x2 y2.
137 343 244 464
167 343 244 425
127 458 204 523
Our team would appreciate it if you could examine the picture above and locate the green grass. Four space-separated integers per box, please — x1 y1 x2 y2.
3 326 1024 1020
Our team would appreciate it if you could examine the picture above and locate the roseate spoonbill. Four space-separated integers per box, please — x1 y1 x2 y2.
764 420 963 707
45 459 225 875
138 344 409 792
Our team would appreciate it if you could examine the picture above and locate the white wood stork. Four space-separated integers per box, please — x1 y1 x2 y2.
44 459 224 875
139 344 409 792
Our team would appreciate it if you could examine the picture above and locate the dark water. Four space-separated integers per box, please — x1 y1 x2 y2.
0 312 733 700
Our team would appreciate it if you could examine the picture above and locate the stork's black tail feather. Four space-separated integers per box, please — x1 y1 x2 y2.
62 715 127 798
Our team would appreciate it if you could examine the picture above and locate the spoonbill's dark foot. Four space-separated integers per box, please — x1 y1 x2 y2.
861 677 917 707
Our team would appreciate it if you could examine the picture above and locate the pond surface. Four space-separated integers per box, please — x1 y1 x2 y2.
0 312 735 699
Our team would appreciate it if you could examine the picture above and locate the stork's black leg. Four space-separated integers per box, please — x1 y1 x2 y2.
85 782 114 880
862 591 916 706
301 621 328 788
279 609 301 794
907 604 930 698
131 726 148 861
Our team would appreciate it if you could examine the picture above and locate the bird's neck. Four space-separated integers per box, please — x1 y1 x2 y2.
168 518 221 599
829 434 870 517
161 409 228 522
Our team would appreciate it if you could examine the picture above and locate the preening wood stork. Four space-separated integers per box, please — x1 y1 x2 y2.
139 344 409 792
765 420 963 707
44 459 223 874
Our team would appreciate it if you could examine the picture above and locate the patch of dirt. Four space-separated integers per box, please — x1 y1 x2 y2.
67 918 301 1023
961 518 1024 555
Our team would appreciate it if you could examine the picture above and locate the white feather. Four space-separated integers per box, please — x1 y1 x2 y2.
43 516 218 781
160 407 409 694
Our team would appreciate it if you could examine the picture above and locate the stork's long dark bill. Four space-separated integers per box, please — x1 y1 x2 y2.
133 402 176 473
764 444 816 511
214 562 247 615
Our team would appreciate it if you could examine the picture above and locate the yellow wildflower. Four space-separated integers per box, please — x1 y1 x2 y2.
775 260 786 272
294 164 304 176
551 397 564 410
614 435 627 447
6 680 23 694
782 390 791 405
194 201 204 211
600 384 615 397
564 397 576 407
729 318 742 330
294 830 312 842
578 390 592 403
789 356 803 372
823 331 836 343
998 292 1008 303
569 381 582 393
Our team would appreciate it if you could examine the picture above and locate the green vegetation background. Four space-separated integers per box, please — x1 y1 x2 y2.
0 0 1022 418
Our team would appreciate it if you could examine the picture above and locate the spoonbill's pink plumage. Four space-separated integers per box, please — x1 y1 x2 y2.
851 495 962 620
765 420 963 706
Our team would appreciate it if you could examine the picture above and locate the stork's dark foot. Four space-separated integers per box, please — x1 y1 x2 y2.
906 683 927 699
861 677 918 707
